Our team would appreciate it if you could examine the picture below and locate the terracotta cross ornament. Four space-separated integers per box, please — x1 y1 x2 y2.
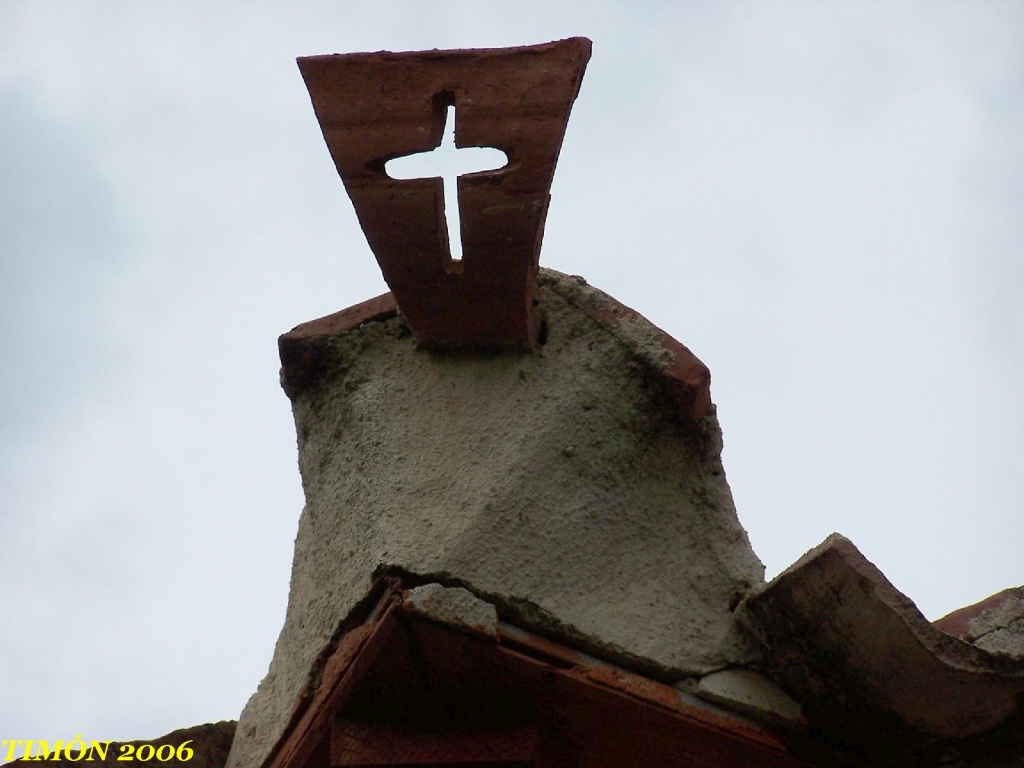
297 37 592 351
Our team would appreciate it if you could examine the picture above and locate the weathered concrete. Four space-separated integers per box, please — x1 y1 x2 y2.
738 534 1024 767
935 587 1024 658
402 583 499 641
226 268 764 768
695 669 805 730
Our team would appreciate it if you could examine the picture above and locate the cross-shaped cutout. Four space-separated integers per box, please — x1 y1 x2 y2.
298 38 591 349
385 103 507 263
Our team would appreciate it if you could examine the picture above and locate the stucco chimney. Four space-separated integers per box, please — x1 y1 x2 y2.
225 39 765 768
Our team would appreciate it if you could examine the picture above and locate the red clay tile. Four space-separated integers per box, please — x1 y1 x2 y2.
277 293 399 398
331 720 536 765
264 584 816 768
281 293 398 341
297 38 591 351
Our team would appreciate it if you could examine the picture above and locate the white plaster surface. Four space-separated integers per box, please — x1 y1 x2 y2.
695 668 805 728
226 270 764 768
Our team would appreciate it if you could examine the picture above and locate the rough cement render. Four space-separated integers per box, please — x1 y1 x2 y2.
935 587 1024 658
970 590 1024 657
226 269 764 768
402 583 499 640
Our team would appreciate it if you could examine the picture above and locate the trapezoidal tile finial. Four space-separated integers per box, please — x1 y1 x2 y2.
297 37 592 351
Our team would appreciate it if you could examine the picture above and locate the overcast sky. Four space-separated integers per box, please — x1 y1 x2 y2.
2 0 1021 744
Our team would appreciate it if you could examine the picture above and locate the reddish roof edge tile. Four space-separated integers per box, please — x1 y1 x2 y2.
428 592 802 751
267 622 375 768
262 583 403 768
277 272 713 427
263 583 811 768
280 292 398 342
565 665 790 753
933 586 1023 642
545 276 713 423
277 293 400 399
